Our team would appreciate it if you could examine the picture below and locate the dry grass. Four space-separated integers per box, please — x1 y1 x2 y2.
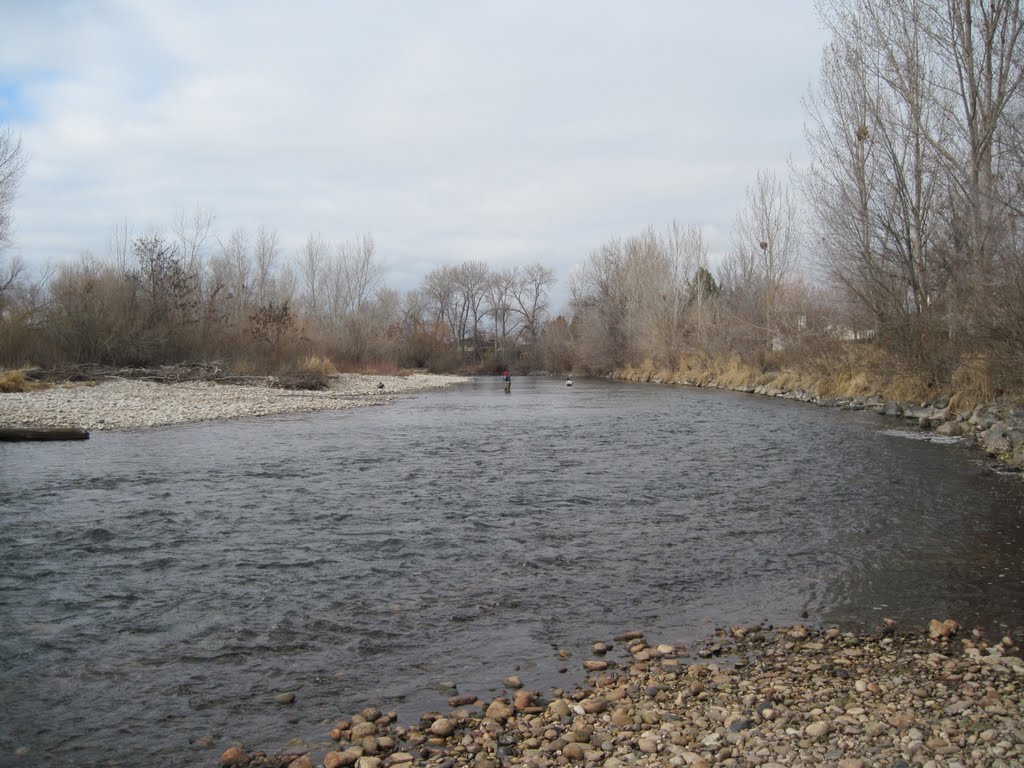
0 370 52 393
614 342 989 406
299 355 338 375
950 356 999 405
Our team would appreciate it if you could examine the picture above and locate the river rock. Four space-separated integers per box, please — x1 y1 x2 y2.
805 721 831 739
562 741 587 760
350 722 376 739
274 691 296 704
547 699 571 718
928 618 959 639
430 717 456 737
485 699 513 723
981 425 1012 455
888 713 915 729
579 697 607 714
219 747 251 766
503 675 523 688
513 689 536 710
287 756 312 768
324 749 360 768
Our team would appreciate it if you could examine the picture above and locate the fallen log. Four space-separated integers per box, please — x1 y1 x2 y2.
0 427 90 442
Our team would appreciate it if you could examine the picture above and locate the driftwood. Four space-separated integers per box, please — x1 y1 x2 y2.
0 427 90 442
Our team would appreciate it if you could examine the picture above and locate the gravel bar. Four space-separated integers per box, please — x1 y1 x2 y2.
0 373 470 431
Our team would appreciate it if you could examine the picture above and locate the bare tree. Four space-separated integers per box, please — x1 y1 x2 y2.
487 267 519 358
727 170 802 350
929 0 1024 274
0 125 26 253
0 125 27 307
657 222 708 361
298 233 330 327
511 262 555 345
453 260 491 359
424 264 465 350
219 227 252 328
804 0 1024 384
570 228 678 370
253 225 280 308
342 234 384 312
108 219 133 274
171 204 216 276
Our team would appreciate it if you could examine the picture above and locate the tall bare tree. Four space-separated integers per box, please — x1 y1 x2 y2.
298 233 330 327
253 225 280 308
171 204 215 277
726 169 801 349
511 262 555 345
0 125 26 254
0 125 27 305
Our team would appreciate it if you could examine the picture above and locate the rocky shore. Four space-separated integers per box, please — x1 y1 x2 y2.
620 371 1024 473
754 389 1023 472
0 373 470 431
218 621 1023 768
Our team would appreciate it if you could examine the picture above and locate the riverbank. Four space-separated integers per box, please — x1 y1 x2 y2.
612 366 1024 473
0 373 470 430
219 620 1023 768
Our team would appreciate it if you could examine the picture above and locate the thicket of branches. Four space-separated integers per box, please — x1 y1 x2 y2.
0 203 568 373
804 0 1024 394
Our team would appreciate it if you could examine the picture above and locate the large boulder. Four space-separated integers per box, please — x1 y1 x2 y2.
980 425 1012 457
881 401 902 417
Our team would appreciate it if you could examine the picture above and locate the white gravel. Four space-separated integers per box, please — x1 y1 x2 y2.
0 373 470 431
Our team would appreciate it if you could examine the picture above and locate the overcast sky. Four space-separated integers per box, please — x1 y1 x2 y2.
2 1 829 306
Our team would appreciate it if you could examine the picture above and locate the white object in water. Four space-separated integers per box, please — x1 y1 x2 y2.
566 378 573 387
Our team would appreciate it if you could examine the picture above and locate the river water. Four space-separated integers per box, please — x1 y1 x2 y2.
2 377 1022 766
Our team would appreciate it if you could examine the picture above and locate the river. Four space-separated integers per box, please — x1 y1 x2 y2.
2 376 1022 766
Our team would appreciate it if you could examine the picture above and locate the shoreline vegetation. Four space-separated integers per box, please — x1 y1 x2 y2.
217 620 1023 768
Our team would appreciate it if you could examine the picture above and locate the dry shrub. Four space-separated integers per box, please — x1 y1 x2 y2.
950 356 999 405
621 360 667 382
230 357 260 375
769 370 807 392
0 370 51 393
299 355 338 376
715 356 762 389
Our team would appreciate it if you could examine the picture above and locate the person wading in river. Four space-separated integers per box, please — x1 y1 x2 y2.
503 368 511 393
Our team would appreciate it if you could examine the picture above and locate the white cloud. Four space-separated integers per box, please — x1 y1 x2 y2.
4 0 828 302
